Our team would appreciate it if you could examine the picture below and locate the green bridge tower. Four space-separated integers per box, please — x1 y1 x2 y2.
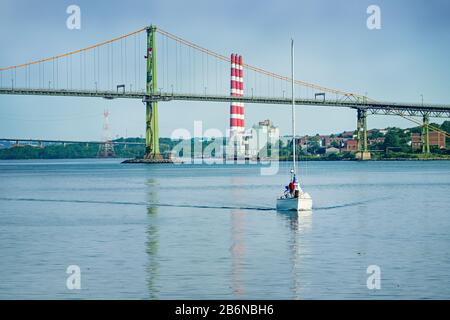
422 114 430 154
145 25 161 160
356 108 371 160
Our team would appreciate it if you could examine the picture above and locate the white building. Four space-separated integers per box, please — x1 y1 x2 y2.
246 120 280 158
227 130 248 159
226 119 280 159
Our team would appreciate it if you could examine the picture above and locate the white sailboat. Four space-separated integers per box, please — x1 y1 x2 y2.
276 39 313 212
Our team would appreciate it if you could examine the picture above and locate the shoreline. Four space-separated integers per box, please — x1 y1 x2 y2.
1 158 450 162
1 156 450 162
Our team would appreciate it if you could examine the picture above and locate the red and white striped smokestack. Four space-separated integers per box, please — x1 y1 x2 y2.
237 55 244 130
230 53 238 132
230 53 244 133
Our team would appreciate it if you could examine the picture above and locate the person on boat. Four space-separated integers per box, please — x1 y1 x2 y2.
292 174 301 198
283 185 290 198
288 179 295 196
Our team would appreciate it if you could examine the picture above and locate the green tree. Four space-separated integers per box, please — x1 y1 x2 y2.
441 121 450 133
330 140 340 148
383 129 401 151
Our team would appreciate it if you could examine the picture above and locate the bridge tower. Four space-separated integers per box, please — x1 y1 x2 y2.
144 25 161 160
422 114 430 154
356 108 371 160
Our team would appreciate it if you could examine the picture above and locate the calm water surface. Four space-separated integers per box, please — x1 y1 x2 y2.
0 159 449 299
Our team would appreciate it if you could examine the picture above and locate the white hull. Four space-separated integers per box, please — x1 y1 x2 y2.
276 192 313 211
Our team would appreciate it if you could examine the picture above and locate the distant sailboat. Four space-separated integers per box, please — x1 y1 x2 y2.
276 39 313 212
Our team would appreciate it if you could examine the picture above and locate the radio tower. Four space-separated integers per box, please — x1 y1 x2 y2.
97 109 115 158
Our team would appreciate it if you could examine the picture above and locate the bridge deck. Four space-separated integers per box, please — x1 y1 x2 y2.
0 138 144 145
1 88 450 117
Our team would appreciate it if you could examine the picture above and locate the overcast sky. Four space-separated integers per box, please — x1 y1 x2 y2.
1 0 449 140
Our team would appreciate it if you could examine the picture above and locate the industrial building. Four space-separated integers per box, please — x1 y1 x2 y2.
411 132 446 150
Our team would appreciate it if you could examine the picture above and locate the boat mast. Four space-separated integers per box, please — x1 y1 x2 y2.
291 39 296 175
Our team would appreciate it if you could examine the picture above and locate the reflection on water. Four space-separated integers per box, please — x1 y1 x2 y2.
230 176 246 297
145 179 159 299
277 210 313 232
276 210 313 299
231 209 246 297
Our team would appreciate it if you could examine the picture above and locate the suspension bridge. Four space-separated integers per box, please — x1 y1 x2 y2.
1 25 449 161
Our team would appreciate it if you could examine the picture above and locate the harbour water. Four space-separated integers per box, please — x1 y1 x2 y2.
0 159 449 299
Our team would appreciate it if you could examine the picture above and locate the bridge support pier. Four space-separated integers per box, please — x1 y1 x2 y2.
422 114 430 154
144 25 162 160
356 108 371 160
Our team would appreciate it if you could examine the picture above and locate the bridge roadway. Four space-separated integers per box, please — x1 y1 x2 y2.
0 138 144 146
1 87 450 118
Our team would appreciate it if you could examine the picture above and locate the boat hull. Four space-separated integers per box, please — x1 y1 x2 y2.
276 192 313 211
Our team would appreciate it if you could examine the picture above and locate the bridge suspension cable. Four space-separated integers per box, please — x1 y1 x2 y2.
0 27 148 93
156 27 369 101
0 24 372 102
0 27 146 72
0 23 378 106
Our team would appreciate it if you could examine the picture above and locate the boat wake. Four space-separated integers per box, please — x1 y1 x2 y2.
0 196 391 212
313 196 392 211
0 197 274 212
